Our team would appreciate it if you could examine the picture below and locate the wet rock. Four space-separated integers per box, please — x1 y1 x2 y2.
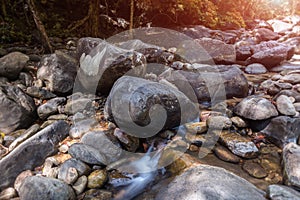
26 86 57 100
242 160 268 179
81 131 122 164
37 97 66 119
0 120 69 190
0 187 17 199
0 52 29 80
77 37 146 94
161 65 248 102
246 41 294 68
282 143 300 188
195 38 236 64
0 85 36 133
73 175 88 195
213 145 240 163
37 50 77 94
274 82 293 90
155 164 266 200
231 116 248 128
207 116 232 129
245 63 267 74
234 96 278 120
68 143 107 165
105 76 198 133
219 131 259 158
267 184 300 200
83 189 112 200
261 116 300 148
87 170 108 189
276 95 297 116
18 176 76 200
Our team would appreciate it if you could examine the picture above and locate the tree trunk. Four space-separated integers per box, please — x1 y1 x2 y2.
27 0 53 53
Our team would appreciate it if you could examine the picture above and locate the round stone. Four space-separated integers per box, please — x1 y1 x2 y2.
87 170 108 189
276 95 297 116
245 63 267 74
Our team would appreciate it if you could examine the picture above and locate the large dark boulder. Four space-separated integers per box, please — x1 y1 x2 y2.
246 41 294 69
0 85 36 133
76 37 146 95
105 76 198 136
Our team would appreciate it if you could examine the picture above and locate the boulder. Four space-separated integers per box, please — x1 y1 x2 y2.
18 176 76 200
0 85 36 133
37 50 77 95
155 165 266 200
76 37 146 95
0 120 70 190
161 65 248 102
246 41 295 69
234 96 278 120
105 76 198 134
261 116 300 148
196 38 236 64
254 28 280 42
0 52 29 80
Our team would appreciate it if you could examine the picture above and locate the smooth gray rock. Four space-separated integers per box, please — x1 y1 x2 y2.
155 164 266 200
283 143 300 188
105 76 198 134
261 116 300 148
0 85 36 133
245 63 267 74
0 120 70 190
276 95 297 116
68 143 107 165
267 184 300 200
19 176 76 200
81 131 123 164
37 97 66 119
234 96 278 120
37 50 77 94
69 118 99 139
0 52 29 80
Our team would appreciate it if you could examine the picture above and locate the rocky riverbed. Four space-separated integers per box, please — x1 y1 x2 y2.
1 15 300 200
